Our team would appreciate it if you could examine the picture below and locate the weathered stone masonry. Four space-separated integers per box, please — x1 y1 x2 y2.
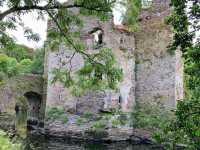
135 0 184 108
45 0 183 114
0 0 184 125
0 75 45 125
45 16 136 113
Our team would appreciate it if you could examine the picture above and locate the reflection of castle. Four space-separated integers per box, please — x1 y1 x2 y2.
44 0 183 115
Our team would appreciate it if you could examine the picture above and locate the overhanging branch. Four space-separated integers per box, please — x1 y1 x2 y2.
0 3 111 20
46 10 102 66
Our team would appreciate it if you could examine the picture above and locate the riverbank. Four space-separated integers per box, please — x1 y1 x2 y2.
0 112 154 144
44 122 152 144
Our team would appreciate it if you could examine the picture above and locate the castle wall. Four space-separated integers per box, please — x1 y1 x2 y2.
135 0 184 108
45 46 83 109
45 15 136 113
45 0 183 113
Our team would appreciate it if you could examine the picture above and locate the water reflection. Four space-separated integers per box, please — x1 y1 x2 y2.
21 134 162 150
15 110 27 139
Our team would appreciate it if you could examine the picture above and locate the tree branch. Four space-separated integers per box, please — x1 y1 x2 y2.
0 3 111 20
46 10 102 66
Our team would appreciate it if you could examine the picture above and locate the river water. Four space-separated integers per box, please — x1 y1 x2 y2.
21 134 162 150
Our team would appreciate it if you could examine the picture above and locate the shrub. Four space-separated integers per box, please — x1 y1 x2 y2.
83 112 93 120
46 107 68 124
131 102 195 149
111 118 121 128
92 120 107 131
131 102 174 132
76 117 87 126
18 59 33 74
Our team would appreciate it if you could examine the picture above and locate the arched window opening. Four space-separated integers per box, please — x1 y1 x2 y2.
88 27 104 49
24 91 42 126
93 30 103 45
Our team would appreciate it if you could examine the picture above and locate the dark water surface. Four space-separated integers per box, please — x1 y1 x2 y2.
22 134 162 150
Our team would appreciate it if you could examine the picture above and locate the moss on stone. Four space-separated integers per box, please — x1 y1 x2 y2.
0 74 44 118
16 96 28 111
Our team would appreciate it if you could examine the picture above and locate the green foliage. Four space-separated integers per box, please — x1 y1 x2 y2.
71 48 123 96
76 0 114 21
30 48 44 74
153 127 191 150
51 48 123 96
18 59 33 74
173 98 200 148
0 54 18 79
111 118 121 128
83 112 93 120
108 110 130 127
131 103 192 149
46 107 68 124
97 110 130 128
132 101 199 149
0 44 33 61
92 120 107 131
122 0 142 31
0 46 44 81
166 0 194 52
164 0 200 149
76 117 87 126
0 130 21 150
51 68 73 88
131 102 174 132
6 57 18 77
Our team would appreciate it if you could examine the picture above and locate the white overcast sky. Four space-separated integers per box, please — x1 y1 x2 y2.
2 0 124 49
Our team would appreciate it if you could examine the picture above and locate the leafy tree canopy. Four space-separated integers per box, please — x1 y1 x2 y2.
0 44 33 61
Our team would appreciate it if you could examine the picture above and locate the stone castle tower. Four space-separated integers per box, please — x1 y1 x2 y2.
44 0 184 114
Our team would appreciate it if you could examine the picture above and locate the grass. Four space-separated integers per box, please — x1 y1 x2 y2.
0 130 21 150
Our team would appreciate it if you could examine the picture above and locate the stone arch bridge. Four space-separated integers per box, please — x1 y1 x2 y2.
0 75 45 127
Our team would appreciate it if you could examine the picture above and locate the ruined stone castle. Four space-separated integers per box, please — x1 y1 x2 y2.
0 0 183 126
44 0 183 115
